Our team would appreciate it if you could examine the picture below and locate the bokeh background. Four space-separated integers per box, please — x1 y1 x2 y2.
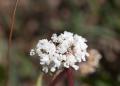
0 0 120 86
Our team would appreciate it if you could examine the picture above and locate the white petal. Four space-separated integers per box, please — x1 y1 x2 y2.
50 67 56 72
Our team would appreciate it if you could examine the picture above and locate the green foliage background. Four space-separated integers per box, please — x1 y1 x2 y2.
0 0 120 86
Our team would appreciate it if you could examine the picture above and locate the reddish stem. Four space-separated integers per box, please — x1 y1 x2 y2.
49 69 66 86
49 68 74 86
66 68 74 86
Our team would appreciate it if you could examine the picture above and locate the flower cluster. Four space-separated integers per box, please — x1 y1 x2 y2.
30 31 89 73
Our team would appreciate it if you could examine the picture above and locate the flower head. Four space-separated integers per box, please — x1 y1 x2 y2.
30 31 89 73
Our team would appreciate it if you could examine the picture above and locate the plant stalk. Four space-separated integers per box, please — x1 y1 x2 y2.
6 0 19 86
49 68 74 86
49 69 66 86
66 68 74 86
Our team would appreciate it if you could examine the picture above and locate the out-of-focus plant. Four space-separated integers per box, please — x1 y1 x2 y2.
79 49 102 76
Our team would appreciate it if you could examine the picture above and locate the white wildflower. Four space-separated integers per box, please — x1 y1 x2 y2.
30 31 89 73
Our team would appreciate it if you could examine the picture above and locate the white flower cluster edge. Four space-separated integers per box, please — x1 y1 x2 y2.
30 31 89 73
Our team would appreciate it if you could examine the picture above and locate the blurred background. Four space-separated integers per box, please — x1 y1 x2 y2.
0 0 120 86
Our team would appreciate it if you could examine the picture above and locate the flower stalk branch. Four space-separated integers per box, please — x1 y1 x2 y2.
49 69 66 86
50 68 74 86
